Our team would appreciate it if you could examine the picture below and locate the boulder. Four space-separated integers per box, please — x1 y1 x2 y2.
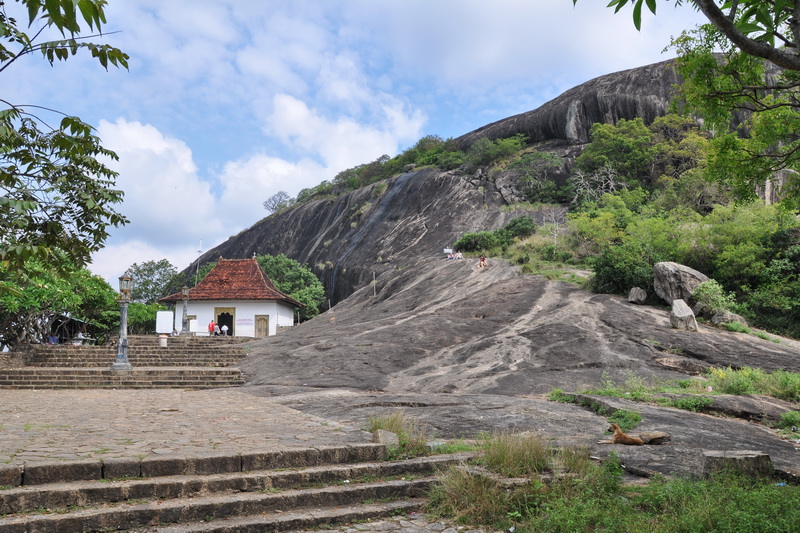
638 431 671 445
711 310 749 328
372 429 399 449
654 262 710 305
702 450 774 479
670 299 698 331
628 287 647 304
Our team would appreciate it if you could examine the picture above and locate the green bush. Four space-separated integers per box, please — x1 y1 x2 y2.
707 366 761 395
464 134 527 170
504 216 536 239
768 370 800 401
589 242 662 295
667 395 714 412
454 231 501 252
777 411 800 430
608 409 642 432
692 280 738 315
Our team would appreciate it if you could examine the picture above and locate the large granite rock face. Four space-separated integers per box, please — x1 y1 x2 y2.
201 170 521 305
455 59 681 149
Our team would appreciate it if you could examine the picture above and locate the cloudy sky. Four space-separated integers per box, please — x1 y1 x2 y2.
5 0 706 285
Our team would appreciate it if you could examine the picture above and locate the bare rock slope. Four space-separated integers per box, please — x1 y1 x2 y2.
200 59 799 480
240 259 800 479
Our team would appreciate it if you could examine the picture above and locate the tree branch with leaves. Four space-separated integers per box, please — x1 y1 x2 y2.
571 0 800 208
0 0 129 273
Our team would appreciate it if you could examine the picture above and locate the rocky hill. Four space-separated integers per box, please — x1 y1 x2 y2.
200 59 682 306
200 59 800 480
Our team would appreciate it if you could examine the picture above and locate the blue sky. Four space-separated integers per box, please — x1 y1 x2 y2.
3 0 706 285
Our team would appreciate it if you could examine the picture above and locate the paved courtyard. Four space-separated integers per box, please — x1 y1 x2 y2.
0 388 500 532
0 388 369 464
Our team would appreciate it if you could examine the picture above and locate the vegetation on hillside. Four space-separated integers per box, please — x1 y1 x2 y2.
576 0 800 208
443 115 800 339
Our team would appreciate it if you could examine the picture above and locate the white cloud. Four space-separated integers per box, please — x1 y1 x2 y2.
90 240 204 288
97 119 221 247
218 155 327 224
268 93 425 171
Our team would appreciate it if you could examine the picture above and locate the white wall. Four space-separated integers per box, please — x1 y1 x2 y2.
175 300 296 337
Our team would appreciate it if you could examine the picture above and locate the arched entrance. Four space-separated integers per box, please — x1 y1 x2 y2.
214 307 235 336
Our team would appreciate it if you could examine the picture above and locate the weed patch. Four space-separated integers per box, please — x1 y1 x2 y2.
429 434 800 532
367 410 430 460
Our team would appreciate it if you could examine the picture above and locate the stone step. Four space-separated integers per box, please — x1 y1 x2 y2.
0 478 434 533
24 348 248 357
147 498 426 532
0 449 473 533
0 444 387 488
25 358 242 368
0 452 466 515
0 367 245 389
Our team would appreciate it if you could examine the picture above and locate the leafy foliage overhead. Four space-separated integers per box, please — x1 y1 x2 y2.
0 0 129 272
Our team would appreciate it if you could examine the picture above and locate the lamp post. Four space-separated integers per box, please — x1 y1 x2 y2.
111 275 133 370
180 286 190 334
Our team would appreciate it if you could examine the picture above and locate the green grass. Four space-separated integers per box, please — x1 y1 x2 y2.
655 395 714 412
478 433 552 477
724 322 782 343
607 409 641 432
555 367 800 410
428 434 800 532
22 424 69 432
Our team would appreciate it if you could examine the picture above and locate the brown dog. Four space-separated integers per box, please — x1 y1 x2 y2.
609 423 644 445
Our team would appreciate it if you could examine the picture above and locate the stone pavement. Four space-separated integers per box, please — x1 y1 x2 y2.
0 388 369 464
287 512 500 532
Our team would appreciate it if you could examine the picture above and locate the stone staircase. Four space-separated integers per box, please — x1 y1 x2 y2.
0 336 250 389
0 444 473 532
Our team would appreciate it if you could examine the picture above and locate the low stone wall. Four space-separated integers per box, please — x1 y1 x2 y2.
1 345 32 368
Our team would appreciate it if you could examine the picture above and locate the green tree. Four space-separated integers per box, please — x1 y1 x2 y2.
575 118 654 187
126 302 164 335
256 254 324 321
124 259 180 304
509 151 566 204
453 231 501 253
1 0 129 273
0 252 118 349
463 134 527 171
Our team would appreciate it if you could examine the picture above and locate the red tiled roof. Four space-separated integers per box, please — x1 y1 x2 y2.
161 257 303 306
